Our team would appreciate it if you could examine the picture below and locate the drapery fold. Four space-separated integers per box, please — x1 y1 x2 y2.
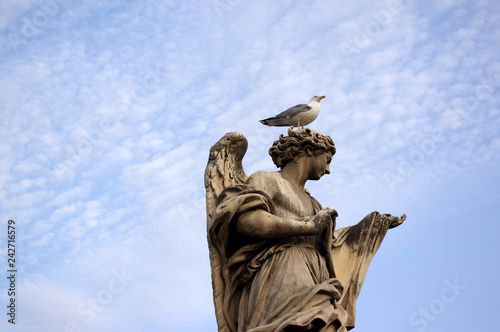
209 184 394 331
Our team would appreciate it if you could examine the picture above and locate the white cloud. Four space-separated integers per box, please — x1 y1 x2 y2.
0 1 499 331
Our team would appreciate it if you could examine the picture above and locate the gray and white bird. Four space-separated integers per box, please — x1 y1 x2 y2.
259 95 325 128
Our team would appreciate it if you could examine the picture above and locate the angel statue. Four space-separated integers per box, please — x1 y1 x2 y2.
205 127 405 332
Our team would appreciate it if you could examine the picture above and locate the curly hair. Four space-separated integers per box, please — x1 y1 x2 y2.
269 127 336 168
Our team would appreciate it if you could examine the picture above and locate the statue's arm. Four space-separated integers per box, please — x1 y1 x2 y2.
235 170 337 239
236 208 336 239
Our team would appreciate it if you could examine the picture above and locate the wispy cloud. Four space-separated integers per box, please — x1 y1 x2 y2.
0 0 499 331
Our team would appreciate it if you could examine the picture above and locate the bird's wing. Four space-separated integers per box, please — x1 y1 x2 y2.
273 104 311 119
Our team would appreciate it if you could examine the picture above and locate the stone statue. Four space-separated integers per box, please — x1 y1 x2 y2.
205 127 405 331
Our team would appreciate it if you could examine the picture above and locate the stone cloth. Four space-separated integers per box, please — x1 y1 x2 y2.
209 172 393 331
331 212 393 328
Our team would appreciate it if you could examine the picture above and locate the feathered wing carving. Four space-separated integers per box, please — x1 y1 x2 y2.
204 132 249 332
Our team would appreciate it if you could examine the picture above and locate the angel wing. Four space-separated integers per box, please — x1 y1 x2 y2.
204 132 249 332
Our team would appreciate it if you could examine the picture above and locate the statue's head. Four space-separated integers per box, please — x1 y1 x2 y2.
269 127 336 169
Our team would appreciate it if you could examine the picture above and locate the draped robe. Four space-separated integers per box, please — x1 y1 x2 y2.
208 170 394 331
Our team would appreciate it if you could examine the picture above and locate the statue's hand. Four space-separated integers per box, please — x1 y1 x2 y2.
386 213 406 229
309 208 338 234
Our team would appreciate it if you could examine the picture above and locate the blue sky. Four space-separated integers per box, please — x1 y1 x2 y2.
0 0 499 331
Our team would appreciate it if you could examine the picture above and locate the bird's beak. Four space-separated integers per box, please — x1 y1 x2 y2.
319 96 325 100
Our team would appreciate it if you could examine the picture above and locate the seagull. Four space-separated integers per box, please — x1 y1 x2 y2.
259 95 325 128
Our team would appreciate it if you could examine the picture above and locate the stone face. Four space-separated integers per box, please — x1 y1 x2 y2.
205 127 405 332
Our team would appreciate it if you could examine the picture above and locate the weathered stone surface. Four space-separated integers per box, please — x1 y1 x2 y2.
205 127 405 331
